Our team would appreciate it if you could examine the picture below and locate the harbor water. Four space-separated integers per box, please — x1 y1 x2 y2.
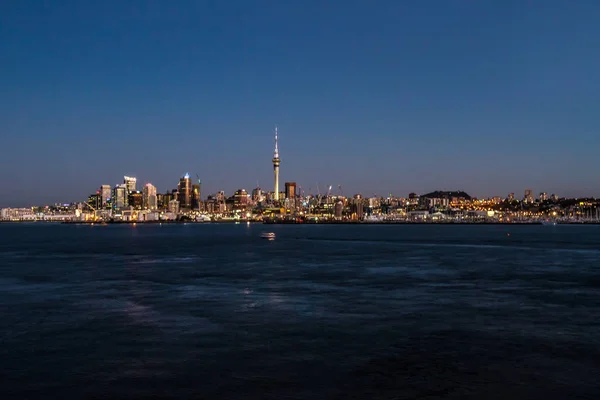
1 223 599 399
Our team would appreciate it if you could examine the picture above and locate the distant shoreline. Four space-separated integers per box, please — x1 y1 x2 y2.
1 220 599 225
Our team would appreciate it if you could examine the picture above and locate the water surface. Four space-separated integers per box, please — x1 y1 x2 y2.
1 223 599 399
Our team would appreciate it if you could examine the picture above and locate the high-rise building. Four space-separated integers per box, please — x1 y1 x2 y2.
285 182 296 200
524 189 533 203
539 192 548 202
178 173 192 209
100 185 111 207
143 183 157 210
334 201 344 219
128 191 143 210
192 183 201 210
168 199 180 214
124 176 137 193
272 126 280 201
88 193 102 210
252 187 263 203
112 184 128 210
233 189 249 208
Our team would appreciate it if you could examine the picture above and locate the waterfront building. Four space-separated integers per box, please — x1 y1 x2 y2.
252 187 264 203
350 195 365 220
334 201 343 219
233 189 249 209
100 185 111 207
539 192 548 202
168 199 180 214
128 191 143 210
87 193 102 210
124 176 137 193
192 183 201 210
112 184 128 210
524 189 534 203
143 183 157 210
178 173 192 209
1 208 36 221
272 126 280 201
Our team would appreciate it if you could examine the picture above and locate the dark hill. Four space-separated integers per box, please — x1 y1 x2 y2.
421 191 472 200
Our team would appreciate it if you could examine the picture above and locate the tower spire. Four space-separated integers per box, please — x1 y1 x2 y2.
274 125 279 158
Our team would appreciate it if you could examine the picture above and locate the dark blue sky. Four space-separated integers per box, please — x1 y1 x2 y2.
1 1 599 206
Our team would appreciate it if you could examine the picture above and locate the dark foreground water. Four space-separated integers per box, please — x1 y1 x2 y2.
1 223 600 399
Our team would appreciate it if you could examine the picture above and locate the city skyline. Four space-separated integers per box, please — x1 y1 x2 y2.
2 1 600 206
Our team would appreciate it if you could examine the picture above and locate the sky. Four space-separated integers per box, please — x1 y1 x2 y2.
1 0 599 206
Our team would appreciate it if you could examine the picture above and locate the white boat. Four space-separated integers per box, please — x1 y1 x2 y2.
261 232 276 239
541 220 557 226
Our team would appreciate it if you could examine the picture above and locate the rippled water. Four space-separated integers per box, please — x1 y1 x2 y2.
1 223 599 399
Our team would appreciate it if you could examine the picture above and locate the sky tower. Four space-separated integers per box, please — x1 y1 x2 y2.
272 126 280 201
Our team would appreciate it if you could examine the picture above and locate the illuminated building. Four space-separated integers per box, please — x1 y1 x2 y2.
233 189 249 209
192 183 201 210
161 192 175 210
112 184 128 210
252 187 263 202
524 189 533 203
350 195 365 220
285 182 296 200
334 201 343 219
143 183 157 210
539 192 548 202
124 176 137 193
100 185 111 207
272 126 280 201
178 173 192 209
88 193 102 210
168 199 180 214
128 191 143 210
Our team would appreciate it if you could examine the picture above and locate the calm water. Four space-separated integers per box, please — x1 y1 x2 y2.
1 223 599 399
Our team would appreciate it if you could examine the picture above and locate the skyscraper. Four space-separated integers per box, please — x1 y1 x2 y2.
272 126 280 201
100 185 111 207
124 176 137 193
178 173 192 209
112 184 128 210
143 183 157 210
192 183 201 210
285 182 296 200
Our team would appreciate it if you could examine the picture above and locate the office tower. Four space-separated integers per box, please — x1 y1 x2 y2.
191 183 201 210
87 193 102 210
168 199 180 214
285 182 296 200
272 126 280 201
124 176 137 193
252 187 263 202
128 191 143 210
112 184 128 210
143 183 157 210
100 185 111 207
178 173 192 208
524 189 533 203
539 192 548 202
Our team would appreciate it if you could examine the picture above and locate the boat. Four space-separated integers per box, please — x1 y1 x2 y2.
541 220 557 226
260 232 276 239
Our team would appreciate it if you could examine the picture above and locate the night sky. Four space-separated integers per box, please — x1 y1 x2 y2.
1 1 599 206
